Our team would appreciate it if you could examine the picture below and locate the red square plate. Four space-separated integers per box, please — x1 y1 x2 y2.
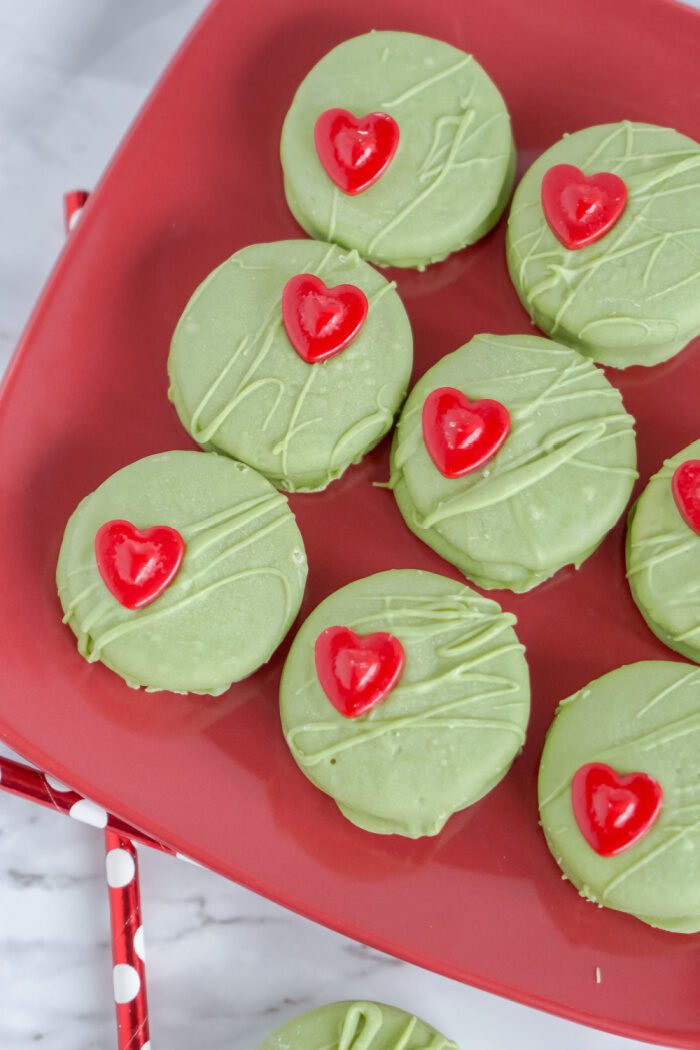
1 0 699 1044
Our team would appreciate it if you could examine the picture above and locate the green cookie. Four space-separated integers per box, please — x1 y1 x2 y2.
626 440 700 663
168 240 412 492
258 1001 459 1050
280 569 530 838
281 31 515 269
57 451 307 695
539 661 700 933
390 334 637 592
507 121 700 368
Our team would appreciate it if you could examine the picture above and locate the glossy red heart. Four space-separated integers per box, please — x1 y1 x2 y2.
314 108 400 195
314 626 405 719
672 459 700 534
422 386 510 479
94 520 185 610
541 164 627 249
282 273 368 364
571 762 663 857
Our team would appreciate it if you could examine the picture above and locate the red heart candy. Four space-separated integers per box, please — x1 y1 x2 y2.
314 626 405 719
282 273 368 364
541 164 627 249
672 460 700 534
314 108 400 195
95 520 185 610
571 762 663 857
422 386 510 479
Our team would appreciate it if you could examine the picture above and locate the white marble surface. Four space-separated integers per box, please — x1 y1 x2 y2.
1 2 698 1047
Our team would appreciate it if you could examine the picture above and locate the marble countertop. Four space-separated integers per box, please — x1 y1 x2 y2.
0 2 697 1047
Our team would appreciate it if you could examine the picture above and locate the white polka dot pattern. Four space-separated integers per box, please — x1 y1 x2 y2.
106 847 136 888
104 829 150 1047
69 798 108 828
133 925 145 962
113 963 141 1004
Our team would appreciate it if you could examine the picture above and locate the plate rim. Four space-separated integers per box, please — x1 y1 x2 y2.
1 0 700 1046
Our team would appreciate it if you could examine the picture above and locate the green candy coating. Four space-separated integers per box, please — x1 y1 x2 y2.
281 31 515 269
507 121 700 368
538 661 700 933
280 569 530 838
626 440 700 664
57 451 307 695
257 1000 459 1050
168 240 412 492
390 334 637 593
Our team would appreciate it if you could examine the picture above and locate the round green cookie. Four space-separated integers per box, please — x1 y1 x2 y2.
507 121 700 368
626 440 700 663
168 240 412 492
258 1000 459 1050
539 661 700 932
279 569 530 838
390 334 637 592
57 451 307 695
281 31 515 269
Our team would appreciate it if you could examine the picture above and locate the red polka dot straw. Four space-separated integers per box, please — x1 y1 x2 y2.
0 740 175 853
63 189 90 232
106 831 150 1050
0 751 168 1048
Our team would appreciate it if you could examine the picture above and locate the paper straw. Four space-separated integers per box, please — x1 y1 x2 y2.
105 830 151 1050
0 754 175 856
63 189 89 232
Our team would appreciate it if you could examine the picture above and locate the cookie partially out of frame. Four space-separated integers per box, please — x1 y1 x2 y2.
627 440 700 663
539 661 700 933
258 1000 459 1050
